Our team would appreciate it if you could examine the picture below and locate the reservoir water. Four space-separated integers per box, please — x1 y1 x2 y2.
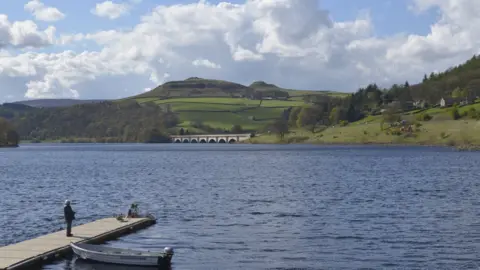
1 144 480 269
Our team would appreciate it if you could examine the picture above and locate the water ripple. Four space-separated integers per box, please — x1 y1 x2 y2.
1 144 480 269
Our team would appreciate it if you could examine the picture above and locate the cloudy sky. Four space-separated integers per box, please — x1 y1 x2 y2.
0 0 479 102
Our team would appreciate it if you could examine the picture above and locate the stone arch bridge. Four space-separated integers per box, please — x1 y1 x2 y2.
170 134 251 143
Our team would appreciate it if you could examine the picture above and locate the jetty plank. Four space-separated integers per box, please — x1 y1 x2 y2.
0 217 155 270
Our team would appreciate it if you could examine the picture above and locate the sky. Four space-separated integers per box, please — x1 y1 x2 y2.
0 0 479 102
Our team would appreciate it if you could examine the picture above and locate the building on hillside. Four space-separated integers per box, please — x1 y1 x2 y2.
439 97 472 107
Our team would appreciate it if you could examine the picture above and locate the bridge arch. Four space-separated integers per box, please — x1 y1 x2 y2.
170 134 251 144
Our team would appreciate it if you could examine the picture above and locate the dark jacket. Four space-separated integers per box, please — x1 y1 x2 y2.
64 205 75 222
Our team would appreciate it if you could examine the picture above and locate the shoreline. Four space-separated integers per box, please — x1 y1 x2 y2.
16 140 480 151
0 144 19 148
242 137 480 151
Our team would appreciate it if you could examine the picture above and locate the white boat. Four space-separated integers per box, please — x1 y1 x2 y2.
70 242 174 267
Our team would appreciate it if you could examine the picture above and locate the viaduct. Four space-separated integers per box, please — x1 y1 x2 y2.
170 134 252 143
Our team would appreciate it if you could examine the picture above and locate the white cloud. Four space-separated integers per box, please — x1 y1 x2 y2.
24 0 65 22
91 1 130 20
192 59 221 69
0 15 55 49
2 0 480 101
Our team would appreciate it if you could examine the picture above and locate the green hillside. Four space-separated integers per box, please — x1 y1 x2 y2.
129 78 347 133
134 96 305 131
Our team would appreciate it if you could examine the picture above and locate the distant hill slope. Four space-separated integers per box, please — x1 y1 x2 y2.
11 99 106 108
0 103 37 120
135 77 348 100
248 80 349 100
135 77 255 99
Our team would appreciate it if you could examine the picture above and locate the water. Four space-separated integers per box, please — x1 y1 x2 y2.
1 144 480 269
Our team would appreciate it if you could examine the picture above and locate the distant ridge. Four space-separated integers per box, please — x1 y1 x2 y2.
135 77 255 99
10 99 107 108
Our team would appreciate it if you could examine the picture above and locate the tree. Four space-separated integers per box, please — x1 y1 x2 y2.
346 103 361 122
0 117 19 147
451 87 467 99
329 106 346 125
288 107 302 127
179 128 185 135
450 106 461 120
467 79 480 98
231 124 243 134
272 118 288 140
382 103 402 124
297 106 322 133
6 130 19 146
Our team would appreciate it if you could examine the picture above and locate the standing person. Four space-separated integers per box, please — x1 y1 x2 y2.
64 200 75 237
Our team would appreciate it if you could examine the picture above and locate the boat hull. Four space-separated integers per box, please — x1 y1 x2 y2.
71 243 171 267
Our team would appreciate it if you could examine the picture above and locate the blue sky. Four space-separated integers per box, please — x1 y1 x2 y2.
322 0 438 36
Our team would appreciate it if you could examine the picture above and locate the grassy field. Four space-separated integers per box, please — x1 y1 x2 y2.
134 96 305 132
248 103 480 148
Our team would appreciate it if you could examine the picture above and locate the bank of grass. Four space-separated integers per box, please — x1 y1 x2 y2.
247 119 480 149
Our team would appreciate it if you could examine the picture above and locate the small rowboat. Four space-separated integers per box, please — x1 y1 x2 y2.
70 242 174 267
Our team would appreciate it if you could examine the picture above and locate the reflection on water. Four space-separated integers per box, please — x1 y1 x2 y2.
66 257 171 270
1 144 480 269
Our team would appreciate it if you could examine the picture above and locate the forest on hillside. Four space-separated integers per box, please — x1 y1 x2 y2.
9 101 178 143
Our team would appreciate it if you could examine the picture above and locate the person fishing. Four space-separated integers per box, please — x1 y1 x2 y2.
64 200 76 237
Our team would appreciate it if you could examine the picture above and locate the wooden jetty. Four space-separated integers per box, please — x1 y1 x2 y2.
0 217 156 270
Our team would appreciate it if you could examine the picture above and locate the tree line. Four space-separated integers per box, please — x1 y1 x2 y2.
9 100 178 143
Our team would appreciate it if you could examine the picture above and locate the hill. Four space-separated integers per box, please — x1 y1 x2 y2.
11 99 106 108
135 77 256 99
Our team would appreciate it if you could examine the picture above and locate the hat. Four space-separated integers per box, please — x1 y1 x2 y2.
64 200 71 206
